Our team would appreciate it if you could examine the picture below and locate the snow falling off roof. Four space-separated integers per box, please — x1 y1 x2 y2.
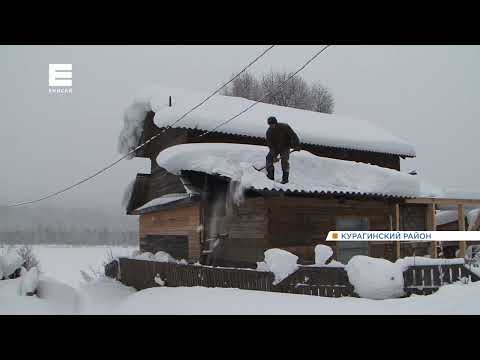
119 86 416 157
156 143 421 198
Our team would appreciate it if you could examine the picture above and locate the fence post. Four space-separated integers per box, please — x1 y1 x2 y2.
458 204 466 258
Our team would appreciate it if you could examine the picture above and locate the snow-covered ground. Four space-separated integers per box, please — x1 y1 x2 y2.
27 245 136 288
1 245 480 315
2 275 480 315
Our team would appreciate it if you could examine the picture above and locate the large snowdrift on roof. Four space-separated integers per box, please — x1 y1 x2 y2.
119 86 416 157
157 143 421 197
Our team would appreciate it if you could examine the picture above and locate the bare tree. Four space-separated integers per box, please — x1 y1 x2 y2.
224 72 261 101
309 83 335 114
16 245 40 271
223 71 334 114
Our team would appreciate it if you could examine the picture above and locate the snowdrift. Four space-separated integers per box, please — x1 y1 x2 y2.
156 143 421 198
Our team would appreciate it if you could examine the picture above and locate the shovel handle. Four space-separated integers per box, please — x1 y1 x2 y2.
253 149 300 171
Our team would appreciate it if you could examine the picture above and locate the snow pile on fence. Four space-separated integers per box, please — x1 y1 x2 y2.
257 249 299 285
395 257 465 272
157 143 421 198
130 251 187 265
314 245 333 265
346 256 405 300
118 85 416 157
153 251 176 263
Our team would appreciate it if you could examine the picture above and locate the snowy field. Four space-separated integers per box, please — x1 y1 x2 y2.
1 245 480 315
22 245 136 288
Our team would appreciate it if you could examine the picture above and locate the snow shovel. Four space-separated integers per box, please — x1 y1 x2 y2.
252 149 299 172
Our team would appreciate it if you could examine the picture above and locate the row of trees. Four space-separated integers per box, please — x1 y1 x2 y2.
222 71 335 114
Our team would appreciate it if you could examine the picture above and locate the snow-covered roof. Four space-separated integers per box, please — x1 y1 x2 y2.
156 143 421 198
468 209 480 230
416 180 480 204
119 86 416 158
135 193 191 211
435 209 480 230
435 210 460 226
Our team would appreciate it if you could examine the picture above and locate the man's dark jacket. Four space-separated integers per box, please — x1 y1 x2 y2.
266 122 301 154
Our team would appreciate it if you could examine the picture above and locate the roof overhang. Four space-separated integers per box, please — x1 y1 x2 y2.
129 194 201 215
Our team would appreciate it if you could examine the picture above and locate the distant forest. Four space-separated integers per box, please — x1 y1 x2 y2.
0 206 138 246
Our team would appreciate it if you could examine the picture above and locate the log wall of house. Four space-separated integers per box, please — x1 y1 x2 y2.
437 221 459 231
222 197 269 263
203 179 269 263
398 203 430 257
139 205 201 261
266 197 398 263
205 196 433 265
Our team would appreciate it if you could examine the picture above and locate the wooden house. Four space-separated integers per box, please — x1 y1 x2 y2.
119 87 480 266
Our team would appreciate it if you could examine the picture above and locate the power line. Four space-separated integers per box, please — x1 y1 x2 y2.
168 44 276 129
2 45 276 208
198 45 331 137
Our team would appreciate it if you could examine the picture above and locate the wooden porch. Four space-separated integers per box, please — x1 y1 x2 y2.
396 198 480 259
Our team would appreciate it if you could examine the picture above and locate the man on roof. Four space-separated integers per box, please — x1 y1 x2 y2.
266 116 301 184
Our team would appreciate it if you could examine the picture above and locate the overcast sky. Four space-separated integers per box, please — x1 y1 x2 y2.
0 45 479 213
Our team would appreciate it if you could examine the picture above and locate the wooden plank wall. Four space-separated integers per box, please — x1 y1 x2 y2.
139 205 201 261
399 203 430 257
223 197 269 262
266 197 397 263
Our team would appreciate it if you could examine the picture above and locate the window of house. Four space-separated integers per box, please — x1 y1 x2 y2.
335 216 369 264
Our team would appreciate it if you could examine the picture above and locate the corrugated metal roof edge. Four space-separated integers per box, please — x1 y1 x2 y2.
162 126 416 158
247 186 415 199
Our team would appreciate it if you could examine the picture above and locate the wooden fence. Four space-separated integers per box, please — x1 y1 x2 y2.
116 258 275 292
274 266 356 297
108 258 354 297
403 263 480 296
106 258 479 298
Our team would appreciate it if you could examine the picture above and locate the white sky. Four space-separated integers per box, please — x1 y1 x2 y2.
0 45 479 213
